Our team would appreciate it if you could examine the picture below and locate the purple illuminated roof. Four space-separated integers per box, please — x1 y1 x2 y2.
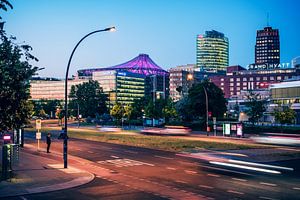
77 54 168 77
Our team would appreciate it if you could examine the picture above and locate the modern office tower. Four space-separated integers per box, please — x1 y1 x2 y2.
196 30 229 72
255 26 280 65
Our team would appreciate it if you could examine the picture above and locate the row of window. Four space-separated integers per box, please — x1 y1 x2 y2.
227 76 289 82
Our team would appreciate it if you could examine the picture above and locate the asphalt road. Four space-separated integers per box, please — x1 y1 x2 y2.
7 132 300 200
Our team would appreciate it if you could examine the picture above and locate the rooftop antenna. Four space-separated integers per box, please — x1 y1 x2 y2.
267 12 270 27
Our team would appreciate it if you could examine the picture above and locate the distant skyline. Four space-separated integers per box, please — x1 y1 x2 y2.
2 0 300 78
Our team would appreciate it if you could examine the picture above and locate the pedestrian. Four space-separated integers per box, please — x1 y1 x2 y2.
46 132 51 153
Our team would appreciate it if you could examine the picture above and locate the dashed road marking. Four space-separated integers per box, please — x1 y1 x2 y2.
176 180 187 184
227 190 244 195
111 155 119 159
259 196 279 200
125 150 138 154
98 158 154 167
154 155 174 160
207 173 220 177
199 184 214 189
260 182 277 187
88 150 94 153
232 178 247 182
20 196 28 200
293 187 300 190
166 167 176 170
184 170 197 174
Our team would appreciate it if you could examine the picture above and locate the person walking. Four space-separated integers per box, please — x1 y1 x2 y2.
46 132 51 153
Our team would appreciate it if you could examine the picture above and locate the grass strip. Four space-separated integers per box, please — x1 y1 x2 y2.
26 127 266 152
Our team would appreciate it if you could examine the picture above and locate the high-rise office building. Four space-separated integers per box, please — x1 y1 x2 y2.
255 26 280 65
196 30 229 72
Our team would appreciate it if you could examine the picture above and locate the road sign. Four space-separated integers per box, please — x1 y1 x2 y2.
225 124 230 135
36 119 42 130
213 117 216 124
237 124 243 136
36 132 41 140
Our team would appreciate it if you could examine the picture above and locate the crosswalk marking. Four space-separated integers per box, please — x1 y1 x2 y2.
98 158 154 167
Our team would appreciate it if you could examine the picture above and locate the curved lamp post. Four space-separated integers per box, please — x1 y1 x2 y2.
203 86 209 136
64 26 116 168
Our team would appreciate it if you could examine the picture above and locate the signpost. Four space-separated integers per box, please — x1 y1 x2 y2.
237 124 243 137
36 119 42 151
213 117 217 136
225 124 231 136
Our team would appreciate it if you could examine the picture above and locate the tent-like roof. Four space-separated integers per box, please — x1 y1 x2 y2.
77 54 168 77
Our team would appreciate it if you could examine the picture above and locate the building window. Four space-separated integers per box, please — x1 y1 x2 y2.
256 77 260 81
230 78 234 82
236 78 240 82
237 82 240 86
243 82 247 86
221 83 224 86
221 78 224 81
270 76 274 80
243 87 247 90
263 77 267 81
250 77 254 81
230 87 234 91
230 83 234 86
243 78 247 81
277 76 282 80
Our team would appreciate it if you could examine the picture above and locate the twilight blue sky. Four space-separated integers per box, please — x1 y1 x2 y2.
2 0 300 78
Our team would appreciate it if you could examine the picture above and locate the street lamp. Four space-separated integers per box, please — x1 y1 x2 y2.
203 86 209 136
63 26 116 168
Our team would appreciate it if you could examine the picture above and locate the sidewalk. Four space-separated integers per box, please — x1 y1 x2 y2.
0 144 94 198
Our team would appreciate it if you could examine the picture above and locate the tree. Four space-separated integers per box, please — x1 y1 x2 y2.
274 107 296 125
0 1 40 131
69 80 108 118
110 102 124 125
144 98 165 119
188 80 227 120
175 96 192 122
163 98 178 123
245 92 267 124
130 97 148 120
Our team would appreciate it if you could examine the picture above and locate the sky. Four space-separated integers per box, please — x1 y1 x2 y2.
2 0 300 78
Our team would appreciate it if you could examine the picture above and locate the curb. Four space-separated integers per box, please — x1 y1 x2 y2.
0 145 95 198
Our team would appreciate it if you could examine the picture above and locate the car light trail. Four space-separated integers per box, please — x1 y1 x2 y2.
228 159 294 171
209 161 281 174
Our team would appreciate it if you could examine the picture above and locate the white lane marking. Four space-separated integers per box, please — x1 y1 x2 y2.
232 178 247 182
176 180 187 184
228 159 294 171
260 182 277 187
227 190 244 195
184 170 197 174
88 150 94 153
98 158 154 167
199 184 214 189
166 167 176 170
259 196 279 200
111 155 119 159
207 173 220 177
210 161 281 174
154 155 174 160
293 187 300 190
125 150 138 154
20 196 28 200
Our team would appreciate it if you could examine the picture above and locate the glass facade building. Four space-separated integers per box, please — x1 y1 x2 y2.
196 30 229 72
255 26 280 65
